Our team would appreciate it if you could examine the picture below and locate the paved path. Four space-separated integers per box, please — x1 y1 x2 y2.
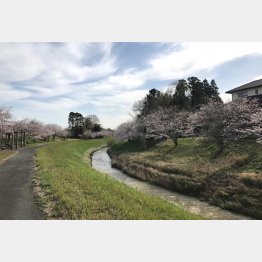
0 146 44 220
92 147 251 220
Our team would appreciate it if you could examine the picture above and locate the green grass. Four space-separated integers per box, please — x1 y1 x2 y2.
109 138 262 218
35 139 202 219
0 150 15 162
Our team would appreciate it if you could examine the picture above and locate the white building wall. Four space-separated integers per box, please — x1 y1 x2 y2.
231 86 262 101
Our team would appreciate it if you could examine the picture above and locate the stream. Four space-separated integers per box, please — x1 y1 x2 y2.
92 147 250 220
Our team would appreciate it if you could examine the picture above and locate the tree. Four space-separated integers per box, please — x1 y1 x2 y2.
187 77 206 108
172 79 190 109
115 120 140 141
143 106 191 147
190 98 262 153
45 123 63 141
158 90 173 107
86 115 99 125
141 88 161 115
84 114 100 131
92 123 102 132
68 112 84 138
0 105 12 132
203 79 222 103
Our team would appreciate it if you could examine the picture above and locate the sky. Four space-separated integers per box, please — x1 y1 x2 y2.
1 42 262 129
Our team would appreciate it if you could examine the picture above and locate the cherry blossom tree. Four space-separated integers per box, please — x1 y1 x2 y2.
0 105 12 132
115 119 141 141
45 124 63 141
142 106 191 147
191 98 262 152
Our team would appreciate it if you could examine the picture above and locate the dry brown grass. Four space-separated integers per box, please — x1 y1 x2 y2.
109 138 262 218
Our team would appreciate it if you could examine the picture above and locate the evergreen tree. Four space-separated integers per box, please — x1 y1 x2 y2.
187 77 206 108
141 88 161 115
210 79 222 102
68 112 84 138
172 79 190 109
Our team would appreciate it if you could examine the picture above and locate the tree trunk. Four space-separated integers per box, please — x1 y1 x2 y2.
23 132 26 147
20 132 23 148
15 132 18 149
213 137 225 158
172 137 178 147
11 132 14 150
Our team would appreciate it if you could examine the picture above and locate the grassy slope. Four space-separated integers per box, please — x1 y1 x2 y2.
35 139 202 219
110 138 262 175
110 138 262 218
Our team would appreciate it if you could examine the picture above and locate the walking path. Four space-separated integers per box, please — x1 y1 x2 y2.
92 147 251 220
0 146 44 220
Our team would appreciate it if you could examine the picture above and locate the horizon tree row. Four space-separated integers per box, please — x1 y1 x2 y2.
133 77 222 117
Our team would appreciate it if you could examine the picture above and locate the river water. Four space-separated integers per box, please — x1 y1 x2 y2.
92 147 250 220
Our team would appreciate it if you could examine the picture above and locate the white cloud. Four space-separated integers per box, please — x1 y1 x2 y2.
0 83 32 101
148 42 262 80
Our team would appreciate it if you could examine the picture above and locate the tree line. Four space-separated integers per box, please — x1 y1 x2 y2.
116 77 262 153
0 105 68 149
68 112 112 139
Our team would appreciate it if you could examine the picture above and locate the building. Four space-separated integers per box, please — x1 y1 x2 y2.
226 79 262 101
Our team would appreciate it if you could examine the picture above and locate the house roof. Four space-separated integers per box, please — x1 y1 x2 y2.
226 79 262 93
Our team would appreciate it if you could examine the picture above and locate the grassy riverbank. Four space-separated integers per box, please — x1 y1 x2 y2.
109 138 262 219
35 139 202 219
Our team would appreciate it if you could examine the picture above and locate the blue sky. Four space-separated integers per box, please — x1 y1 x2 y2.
1 42 262 129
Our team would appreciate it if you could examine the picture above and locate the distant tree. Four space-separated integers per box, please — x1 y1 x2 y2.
84 117 93 130
141 88 161 115
158 90 173 107
0 105 12 132
92 123 102 132
68 112 84 138
203 79 222 103
84 114 100 131
187 77 206 108
115 120 140 141
45 123 63 141
172 79 190 109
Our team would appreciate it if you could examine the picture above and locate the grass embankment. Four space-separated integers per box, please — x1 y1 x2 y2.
35 139 201 219
109 138 262 219
0 150 15 163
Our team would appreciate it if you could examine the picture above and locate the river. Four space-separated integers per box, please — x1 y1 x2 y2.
92 147 250 220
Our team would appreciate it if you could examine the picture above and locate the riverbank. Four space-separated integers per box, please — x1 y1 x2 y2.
93 147 248 219
35 139 202 219
109 138 262 219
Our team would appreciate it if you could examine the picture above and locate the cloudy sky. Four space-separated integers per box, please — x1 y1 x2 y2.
1 42 262 129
